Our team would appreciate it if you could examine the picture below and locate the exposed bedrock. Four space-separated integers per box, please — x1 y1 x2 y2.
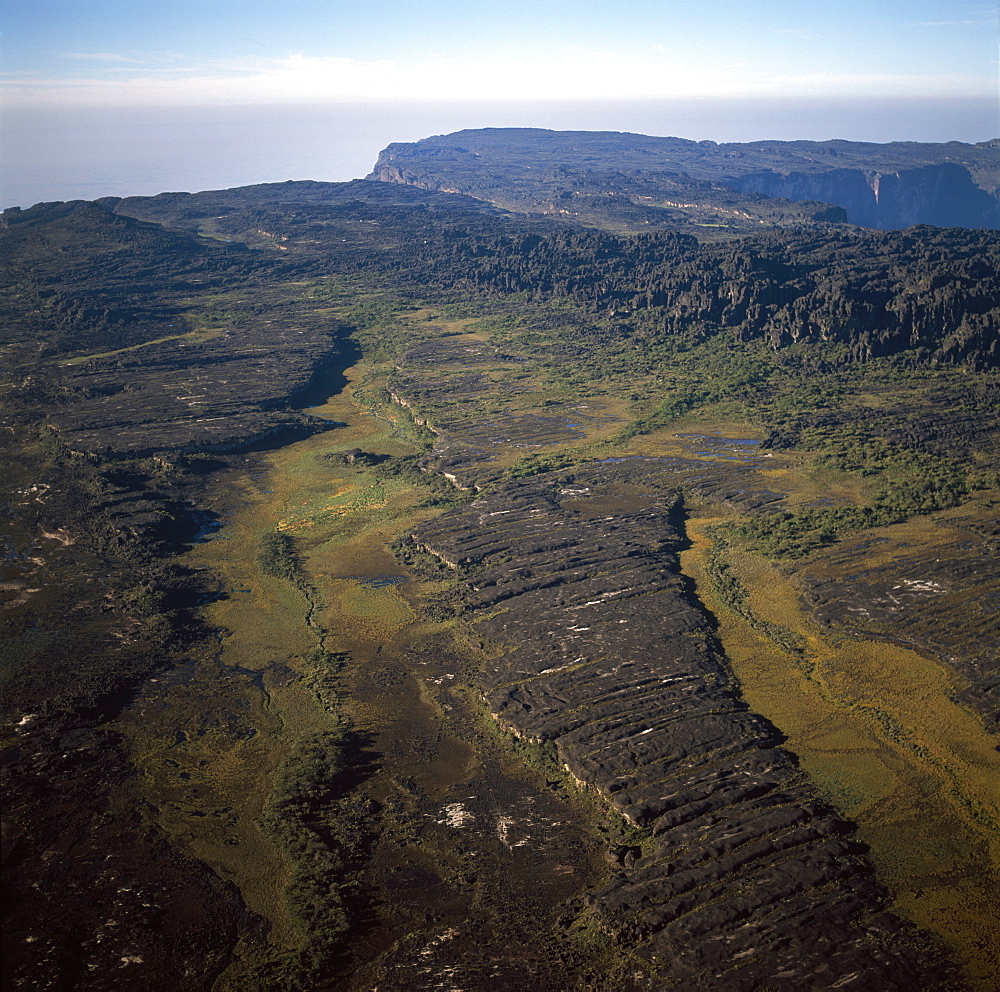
48 323 354 457
411 463 957 989
730 163 1000 230
798 531 1000 731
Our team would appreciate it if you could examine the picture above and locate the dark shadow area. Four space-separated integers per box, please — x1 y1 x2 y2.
336 729 384 792
287 332 363 410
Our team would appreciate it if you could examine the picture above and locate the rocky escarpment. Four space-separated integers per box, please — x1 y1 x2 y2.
369 129 1000 231
729 162 1000 230
410 462 957 990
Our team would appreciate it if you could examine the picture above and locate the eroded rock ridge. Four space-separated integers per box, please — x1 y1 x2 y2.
411 462 956 990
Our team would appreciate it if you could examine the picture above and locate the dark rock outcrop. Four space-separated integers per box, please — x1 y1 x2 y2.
49 323 348 456
369 128 1000 231
411 462 957 989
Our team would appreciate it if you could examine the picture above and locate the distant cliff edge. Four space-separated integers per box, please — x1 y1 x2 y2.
368 129 1000 232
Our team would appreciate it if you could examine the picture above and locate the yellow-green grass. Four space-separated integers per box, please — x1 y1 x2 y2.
117 469 324 957
115 356 445 964
59 325 226 365
681 509 1000 989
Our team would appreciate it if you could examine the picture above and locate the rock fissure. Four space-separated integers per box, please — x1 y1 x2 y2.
410 462 958 987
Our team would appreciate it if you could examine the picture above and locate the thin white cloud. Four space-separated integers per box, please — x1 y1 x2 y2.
776 29 818 41
2 51 993 106
64 52 146 63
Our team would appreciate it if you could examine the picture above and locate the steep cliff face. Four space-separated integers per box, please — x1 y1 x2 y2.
368 130 1000 232
731 163 1000 229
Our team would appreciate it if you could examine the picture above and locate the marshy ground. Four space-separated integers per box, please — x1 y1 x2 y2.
109 303 998 989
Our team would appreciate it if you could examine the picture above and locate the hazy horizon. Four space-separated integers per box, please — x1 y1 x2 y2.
3 1 997 209
5 1 997 103
3 95 998 210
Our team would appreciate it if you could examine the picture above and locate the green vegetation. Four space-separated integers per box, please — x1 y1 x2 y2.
249 723 376 990
257 530 303 584
373 453 472 507
702 528 807 659
733 440 969 559
3 166 998 992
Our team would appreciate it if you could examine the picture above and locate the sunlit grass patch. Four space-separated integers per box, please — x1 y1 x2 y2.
681 509 1000 987
59 324 226 365
327 578 415 642
277 482 393 532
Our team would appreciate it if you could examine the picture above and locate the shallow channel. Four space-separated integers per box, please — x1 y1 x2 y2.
118 358 628 989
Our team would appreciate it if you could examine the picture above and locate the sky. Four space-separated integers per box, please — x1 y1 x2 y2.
1 1 998 207
3 0 998 106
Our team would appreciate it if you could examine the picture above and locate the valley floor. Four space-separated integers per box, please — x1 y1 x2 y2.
108 319 997 989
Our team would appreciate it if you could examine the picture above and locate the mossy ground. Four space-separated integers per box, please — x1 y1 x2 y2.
113 297 999 990
681 507 1000 989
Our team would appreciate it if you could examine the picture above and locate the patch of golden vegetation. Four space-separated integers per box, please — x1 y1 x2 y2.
682 509 1000 989
114 358 431 962
59 325 226 365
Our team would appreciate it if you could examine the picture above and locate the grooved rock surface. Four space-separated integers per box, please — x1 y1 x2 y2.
52 322 343 456
799 527 1000 731
412 463 957 990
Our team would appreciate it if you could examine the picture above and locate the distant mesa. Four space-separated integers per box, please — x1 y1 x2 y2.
368 128 1000 232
